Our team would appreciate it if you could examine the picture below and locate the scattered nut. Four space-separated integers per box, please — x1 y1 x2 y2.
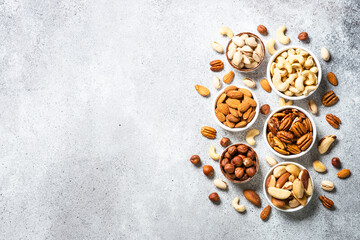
337 169 351 179
209 146 220 160
210 60 224 72
190 155 200 165
203 165 214 176
308 99 318 114
260 104 270 115
313 160 327 173
326 114 341 129
213 179 228 190
243 189 261 206
219 26 234 38
260 205 271 220
331 157 341 168
213 76 221 90
279 97 293 106
195 85 210 97
260 79 271 92
318 135 336 154
298 32 308 41
211 41 224 53
321 47 330 61
327 72 338 86
201 126 217 139
209 192 220 203
321 180 335 191
266 38 276 55
242 78 256 88
220 137 231 147
276 26 290 45
257 25 267 35
246 129 260 146
223 71 234 84
265 156 278 166
319 195 334 209
232 197 246 212
321 90 339 107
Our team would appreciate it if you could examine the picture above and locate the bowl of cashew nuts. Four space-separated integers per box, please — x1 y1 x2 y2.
266 46 322 100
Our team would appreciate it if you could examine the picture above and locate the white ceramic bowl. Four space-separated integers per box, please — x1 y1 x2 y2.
263 106 317 159
213 85 260 132
263 162 313 212
266 46 322 101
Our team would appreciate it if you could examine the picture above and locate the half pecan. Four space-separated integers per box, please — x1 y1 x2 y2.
290 122 307 138
279 117 292 131
277 131 295 144
286 144 301 154
267 132 275 147
302 118 312 132
201 126 217 139
326 114 341 129
297 133 313 151
321 91 339 107
273 136 286 149
319 195 334 209
274 147 290 155
210 60 224 72
268 118 279 135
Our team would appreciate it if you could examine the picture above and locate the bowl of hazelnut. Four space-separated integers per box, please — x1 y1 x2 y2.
219 143 259 183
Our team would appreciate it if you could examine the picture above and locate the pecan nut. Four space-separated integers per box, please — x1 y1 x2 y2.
302 118 312 132
201 126 217 139
279 117 292 131
297 133 313 151
273 136 286 149
268 118 279 135
274 147 290 155
277 131 295 144
210 60 224 72
326 114 341 129
321 90 339 107
286 144 301 154
290 122 307 138
319 195 334 209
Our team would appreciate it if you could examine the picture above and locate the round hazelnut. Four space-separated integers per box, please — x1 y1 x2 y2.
220 137 231 147
243 158 254 167
209 192 220 202
331 157 341 168
203 165 214 176
190 155 200 164
298 32 308 41
257 25 267 35
226 173 236 180
247 150 256 160
231 156 243 167
224 163 235 174
221 158 230 167
237 144 248 154
224 152 232 159
239 173 249 181
228 146 237 156
260 104 270 115
235 167 244 179
246 167 256 177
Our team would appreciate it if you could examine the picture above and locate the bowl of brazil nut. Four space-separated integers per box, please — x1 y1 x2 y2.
266 46 322 100
219 143 259 183
263 106 316 159
226 32 265 72
213 85 259 132
264 162 313 212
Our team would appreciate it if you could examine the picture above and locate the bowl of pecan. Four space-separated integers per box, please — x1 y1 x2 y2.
219 143 259 183
263 106 317 159
213 85 259 132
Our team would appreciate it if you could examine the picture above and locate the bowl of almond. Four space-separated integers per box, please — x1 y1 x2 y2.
263 106 316 159
213 85 259 132
263 162 313 212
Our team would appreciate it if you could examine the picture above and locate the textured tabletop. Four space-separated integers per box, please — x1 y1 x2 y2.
0 0 359 239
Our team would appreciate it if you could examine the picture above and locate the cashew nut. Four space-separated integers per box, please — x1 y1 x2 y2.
266 38 276 55
272 70 294 92
208 145 220 160
310 66 318 74
288 48 296 55
281 51 288 58
289 86 300 94
304 56 315 69
287 54 305 65
246 129 259 146
295 75 305 92
302 70 317 85
277 58 292 74
219 26 234 38
270 62 276 75
276 26 290 45
292 63 303 74
232 197 246 212
284 90 294 96
303 85 317 96
279 97 293 106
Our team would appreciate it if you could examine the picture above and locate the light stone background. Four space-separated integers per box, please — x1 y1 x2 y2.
0 0 359 239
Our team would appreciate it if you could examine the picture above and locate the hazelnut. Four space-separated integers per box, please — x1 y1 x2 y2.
331 157 341 168
237 144 248 154
235 167 244 179
243 158 254 167
221 158 230 167
224 152 232 159
224 163 235 174
231 156 243 167
247 150 256 160
298 32 308 41
203 165 214 176
220 137 231 147
257 25 267 35
228 146 237 156
246 167 256 177
226 173 236 180
239 173 249 181
260 104 270 115
209 192 220 202
190 155 200 164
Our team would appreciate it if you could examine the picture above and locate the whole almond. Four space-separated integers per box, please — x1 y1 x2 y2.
260 79 271 92
260 205 271 220
243 189 261 207
257 25 267 35
223 71 235 84
337 169 351 179
298 32 308 41
327 72 338 86
195 85 210 97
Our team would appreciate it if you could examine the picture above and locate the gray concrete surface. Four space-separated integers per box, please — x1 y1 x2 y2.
0 0 359 239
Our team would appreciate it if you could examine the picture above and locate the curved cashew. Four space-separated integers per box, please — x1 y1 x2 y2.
287 54 305 65
276 26 290 44
295 76 305 92
289 86 300 94
310 66 318 74
281 51 288 58
304 56 315 69
209 145 220 160
219 26 234 38
299 50 309 56
270 62 276 75
272 70 294 92
287 48 296 55
275 56 286 63
292 63 303 74
232 197 246 212
246 129 259 146
284 90 294 96
278 69 288 77
302 70 317 85
303 85 317 96
277 59 292 74
279 97 293 106
266 38 276 55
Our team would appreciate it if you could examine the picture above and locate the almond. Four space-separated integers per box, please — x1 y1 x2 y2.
260 79 271 92
271 197 286 208
223 71 234 84
243 189 261 207
275 172 290 188
337 169 351 179
260 205 271 220
226 90 243 99
327 72 338 86
195 85 210 96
